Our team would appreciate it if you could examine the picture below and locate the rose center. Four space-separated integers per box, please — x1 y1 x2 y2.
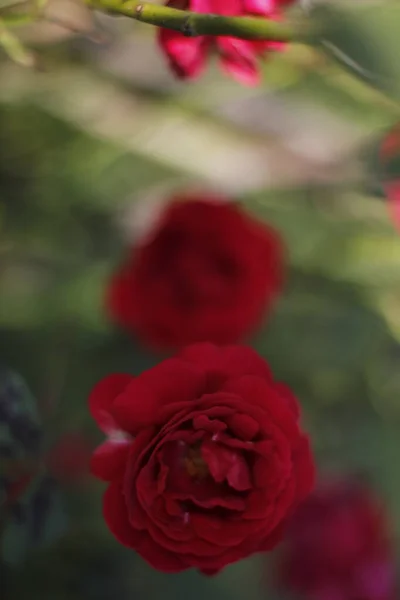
184 444 209 479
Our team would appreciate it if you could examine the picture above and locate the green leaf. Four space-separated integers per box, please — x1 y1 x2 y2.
310 3 400 100
0 19 34 66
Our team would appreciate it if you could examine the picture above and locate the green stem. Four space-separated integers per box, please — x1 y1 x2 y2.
84 0 308 42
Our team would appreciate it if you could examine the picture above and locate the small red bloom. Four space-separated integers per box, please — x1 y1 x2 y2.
47 433 92 485
277 479 396 600
158 0 294 85
379 124 400 231
108 193 284 350
89 343 314 574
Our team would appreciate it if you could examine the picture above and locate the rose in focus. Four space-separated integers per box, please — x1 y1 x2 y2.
89 343 314 574
108 193 283 350
277 478 396 600
158 0 294 85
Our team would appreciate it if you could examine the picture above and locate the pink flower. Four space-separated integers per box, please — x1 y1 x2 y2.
158 0 294 85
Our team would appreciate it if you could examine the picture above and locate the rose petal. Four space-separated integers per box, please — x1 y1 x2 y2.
243 0 276 14
180 343 271 381
137 532 187 573
90 440 131 481
113 358 205 434
275 382 300 419
201 440 251 491
218 38 260 86
158 28 210 79
227 413 260 440
89 373 133 434
103 481 137 548
222 375 299 436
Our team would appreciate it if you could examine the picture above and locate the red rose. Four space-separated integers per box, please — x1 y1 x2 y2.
157 0 294 85
108 194 284 350
277 479 396 600
89 343 314 574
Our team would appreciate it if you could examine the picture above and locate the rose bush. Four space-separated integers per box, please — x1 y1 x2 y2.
158 0 295 85
277 478 396 600
107 193 284 350
89 343 314 574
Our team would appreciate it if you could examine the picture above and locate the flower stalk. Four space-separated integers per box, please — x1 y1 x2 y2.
83 0 308 42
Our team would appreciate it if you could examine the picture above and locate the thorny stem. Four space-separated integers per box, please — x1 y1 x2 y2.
83 0 310 42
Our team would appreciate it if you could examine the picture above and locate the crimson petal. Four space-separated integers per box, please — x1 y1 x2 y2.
89 373 133 434
113 358 205 434
90 440 131 481
103 481 137 548
180 343 271 381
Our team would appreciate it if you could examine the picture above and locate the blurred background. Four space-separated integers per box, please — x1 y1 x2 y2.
1 0 400 598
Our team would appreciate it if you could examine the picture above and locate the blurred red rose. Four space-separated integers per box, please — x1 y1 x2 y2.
47 433 92 485
89 343 314 574
158 0 294 85
384 181 400 231
379 124 400 231
277 478 396 600
107 194 284 350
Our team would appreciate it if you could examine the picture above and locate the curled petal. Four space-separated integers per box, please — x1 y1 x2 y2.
90 439 131 481
274 382 300 419
222 375 299 436
113 359 205 434
218 37 260 86
158 28 210 79
136 533 187 573
226 413 260 440
103 481 137 548
89 373 133 434
243 0 277 14
201 440 251 491
180 343 271 381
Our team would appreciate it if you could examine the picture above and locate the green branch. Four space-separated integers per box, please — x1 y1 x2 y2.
84 0 309 42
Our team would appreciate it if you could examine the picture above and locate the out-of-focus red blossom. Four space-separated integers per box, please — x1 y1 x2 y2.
384 181 400 231
277 479 397 600
47 433 92 485
88 343 314 574
158 0 295 85
379 124 400 231
107 194 284 350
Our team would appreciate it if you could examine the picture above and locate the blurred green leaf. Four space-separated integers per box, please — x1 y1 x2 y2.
0 19 34 66
311 3 400 101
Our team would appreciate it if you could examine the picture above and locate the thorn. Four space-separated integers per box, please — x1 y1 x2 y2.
182 16 196 37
